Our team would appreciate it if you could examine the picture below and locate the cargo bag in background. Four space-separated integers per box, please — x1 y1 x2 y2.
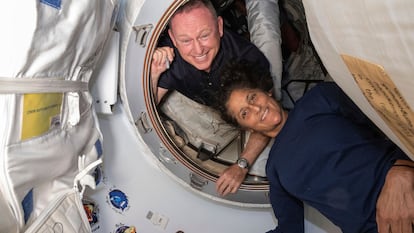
160 91 270 177
160 91 240 161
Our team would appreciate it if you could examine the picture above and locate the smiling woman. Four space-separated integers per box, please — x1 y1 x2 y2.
217 59 287 137
217 59 414 233
226 88 287 136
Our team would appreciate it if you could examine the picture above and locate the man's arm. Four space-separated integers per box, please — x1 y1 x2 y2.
151 46 174 104
216 131 270 196
376 159 414 233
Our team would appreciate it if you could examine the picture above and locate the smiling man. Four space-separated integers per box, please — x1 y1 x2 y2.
151 0 272 106
150 0 275 197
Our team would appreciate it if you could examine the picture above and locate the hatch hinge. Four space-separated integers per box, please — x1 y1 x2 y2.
135 111 152 134
189 173 208 191
158 145 177 164
132 24 153 47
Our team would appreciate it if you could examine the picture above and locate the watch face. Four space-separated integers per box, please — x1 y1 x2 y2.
237 158 248 169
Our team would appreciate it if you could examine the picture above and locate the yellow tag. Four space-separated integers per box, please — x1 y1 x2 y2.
341 54 414 155
21 93 63 140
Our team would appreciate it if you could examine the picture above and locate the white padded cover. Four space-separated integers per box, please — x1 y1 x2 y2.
303 0 414 159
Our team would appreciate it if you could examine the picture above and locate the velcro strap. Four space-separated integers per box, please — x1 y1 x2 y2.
0 78 89 94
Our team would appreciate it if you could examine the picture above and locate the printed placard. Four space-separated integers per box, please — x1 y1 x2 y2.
21 93 63 140
341 54 414 155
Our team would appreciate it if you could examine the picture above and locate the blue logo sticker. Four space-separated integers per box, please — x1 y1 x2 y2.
108 189 129 211
40 0 62 10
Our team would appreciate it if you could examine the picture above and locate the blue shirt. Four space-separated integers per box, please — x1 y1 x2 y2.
266 82 410 233
157 29 270 106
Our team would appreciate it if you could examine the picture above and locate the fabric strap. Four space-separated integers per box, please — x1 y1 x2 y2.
0 78 88 94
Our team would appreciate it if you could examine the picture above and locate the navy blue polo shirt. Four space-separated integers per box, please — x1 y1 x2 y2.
157 29 270 106
266 82 411 233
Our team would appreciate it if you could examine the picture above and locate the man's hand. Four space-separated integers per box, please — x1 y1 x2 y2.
151 46 174 103
216 164 248 196
151 46 174 78
376 161 414 233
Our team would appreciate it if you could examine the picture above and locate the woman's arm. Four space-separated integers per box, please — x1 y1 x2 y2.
267 174 305 233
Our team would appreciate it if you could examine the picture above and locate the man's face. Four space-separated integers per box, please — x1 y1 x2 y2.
168 6 223 72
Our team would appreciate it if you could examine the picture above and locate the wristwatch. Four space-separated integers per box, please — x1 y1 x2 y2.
236 157 249 170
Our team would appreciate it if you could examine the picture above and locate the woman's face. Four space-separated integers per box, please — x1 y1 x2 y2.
226 88 287 137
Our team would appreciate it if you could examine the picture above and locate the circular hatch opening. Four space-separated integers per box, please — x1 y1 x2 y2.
124 0 270 206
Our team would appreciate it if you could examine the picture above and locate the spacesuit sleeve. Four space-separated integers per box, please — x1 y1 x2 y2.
245 0 283 100
266 175 305 233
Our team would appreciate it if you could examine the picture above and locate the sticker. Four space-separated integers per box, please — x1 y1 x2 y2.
21 93 62 140
40 0 62 9
107 188 130 213
341 54 414 155
114 224 137 233
83 199 99 229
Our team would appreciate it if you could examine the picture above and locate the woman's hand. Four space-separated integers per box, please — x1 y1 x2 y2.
376 161 414 233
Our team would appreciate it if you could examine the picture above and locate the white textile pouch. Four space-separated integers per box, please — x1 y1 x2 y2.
24 190 90 233
160 91 239 155
24 158 103 233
